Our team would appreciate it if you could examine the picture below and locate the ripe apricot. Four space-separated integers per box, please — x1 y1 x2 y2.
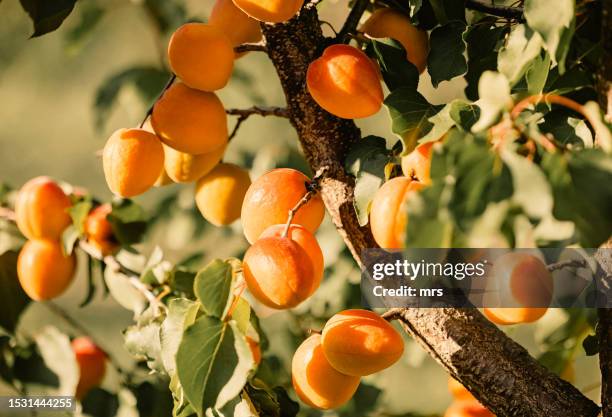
307 44 383 119
369 177 424 249
102 128 164 198
448 377 475 402
167 23 234 92
401 141 435 184
259 224 324 296
241 168 325 244
164 144 225 183
246 336 261 365
152 82 228 155
71 337 106 400
209 0 262 50
15 177 72 240
292 334 360 410
483 307 548 325
154 169 174 187
243 233 315 309
361 8 429 73
321 309 404 376
17 239 76 301
85 204 118 256
445 400 494 417
232 0 303 23
195 163 251 226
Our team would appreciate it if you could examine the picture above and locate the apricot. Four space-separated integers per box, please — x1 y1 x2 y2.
164 144 225 183
241 168 325 244
243 233 316 309
151 82 228 155
259 224 323 296
167 23 234 92
307 44 383 119
401 141 435 184
17 239 76 301
195 163 251 226
209 0 262 50
321 309 404 376
292 334 360 410
369 177 424 249
445 400 494 417
246 336 261 365
361 8 429 73
85 204 118 256
483 307 548 325
154 169 174 187
448 377 475 402
71 337 106 400
15 177 72 240
102 128 164 198
232 0 302 23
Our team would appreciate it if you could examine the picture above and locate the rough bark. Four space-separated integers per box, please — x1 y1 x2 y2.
261 2 600 416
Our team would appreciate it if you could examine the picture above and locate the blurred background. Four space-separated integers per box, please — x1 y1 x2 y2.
0 0 601 415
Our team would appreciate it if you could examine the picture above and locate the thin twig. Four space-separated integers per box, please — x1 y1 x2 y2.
547 259 588 272
281 171 324 238
337 0 370 42
234 42 268 54
226 106 289 141
139 73 176 128
466 0 525 21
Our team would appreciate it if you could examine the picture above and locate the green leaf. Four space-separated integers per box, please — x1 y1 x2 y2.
582 102 612 153
525 52 551 94
498 24 543 86
243 381 299 417
124 309 165 373
427 21 467 88
194 259 236 319
161 299 199 376
104 268 147 315
524 0 574 72
108 199 148 246
143 0 187 33
68 198 93 235
176 317 252 414
472 71 511 132
64 1 104 53
345 136 392 226
420 99 480 143
0 251 30 334
368 39 419 91
35 327 79 396
465 22 508 100
170 268 196 299
19 0 77 37
384 88 441 151
428 0 465 24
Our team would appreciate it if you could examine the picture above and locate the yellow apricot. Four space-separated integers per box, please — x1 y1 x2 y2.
321 309 404 376
445 400 494 417
15 177 72 240
401 141 435 183
17 239 76 301
292 334 360 410
241 168 325 244
307 44 383 119
243 233 315 309
259 224 324 296
168 23 234 92
85 204 119 256
164 144 225 183
102 128 164 198
232 0 302 23
361 8 429 73
369 177 424 249
209 0 262 50
152 82 228 155
195 163 251 226
71 337 106 400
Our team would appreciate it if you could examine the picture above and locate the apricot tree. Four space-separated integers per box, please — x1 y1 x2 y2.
1 0 612 417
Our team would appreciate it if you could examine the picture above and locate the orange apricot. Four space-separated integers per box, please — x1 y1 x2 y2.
448 377 475 402
246 336 262 365
71 337 106 400
154 169 174 187
167 23 234 92
292 334 360 410
243 233 315 309
307 44 383 119
401 141 435 184
321 309 404 376
445 400 494 417
151 82 228 155
164 144 225 183
483 307 548 325
102 128 164 198
369 177 425 249
241 168 325 244
195 163 251 226
17 239 76 301
259 224 324 296
15 177 72 240
209 0 262 50
85 204 118 256
232 0 302 23
361 8 429 73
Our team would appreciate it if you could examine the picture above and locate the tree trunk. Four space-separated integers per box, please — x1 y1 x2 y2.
261 2 601 416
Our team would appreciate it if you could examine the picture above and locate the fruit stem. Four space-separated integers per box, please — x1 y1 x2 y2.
139 73 176 128
234 42 268 54
226 106 290 141
336 0 369 43
281 179 321 238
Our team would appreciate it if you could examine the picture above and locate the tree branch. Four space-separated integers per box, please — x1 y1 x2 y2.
234 42 268 53
466 0 525 21
337 0 369 42
225 106 289 141
261 3 599 416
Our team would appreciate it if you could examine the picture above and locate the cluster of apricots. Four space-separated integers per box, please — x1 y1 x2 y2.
307 8 429 119
446 377 494 417
292 309 404 409
15 177 119 301
71 337 107 400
